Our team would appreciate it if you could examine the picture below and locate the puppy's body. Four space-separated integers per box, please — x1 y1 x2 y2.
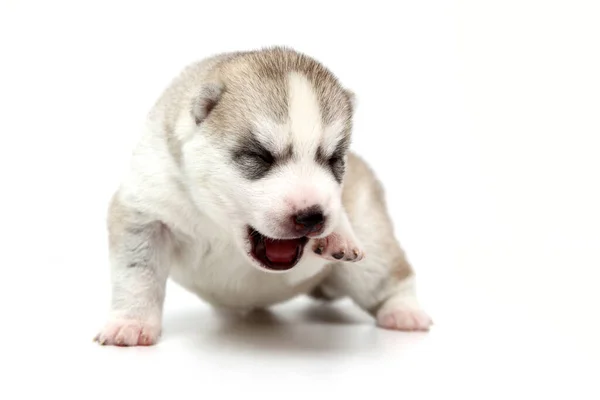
97 48 431 346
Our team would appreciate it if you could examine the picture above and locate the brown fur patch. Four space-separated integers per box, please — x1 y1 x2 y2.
149 47 354 164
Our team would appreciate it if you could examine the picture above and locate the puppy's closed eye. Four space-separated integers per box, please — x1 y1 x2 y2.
235 149 275 180
247 151 274 166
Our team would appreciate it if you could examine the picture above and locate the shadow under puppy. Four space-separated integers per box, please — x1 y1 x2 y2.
95 47 432 346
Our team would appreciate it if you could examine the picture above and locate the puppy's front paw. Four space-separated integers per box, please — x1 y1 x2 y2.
312 233 365 262
376 307 433 331
94 318 161 346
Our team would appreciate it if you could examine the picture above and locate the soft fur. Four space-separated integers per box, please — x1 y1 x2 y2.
95 47 432 346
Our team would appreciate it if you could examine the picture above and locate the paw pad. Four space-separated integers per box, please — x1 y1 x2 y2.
312 235 364 263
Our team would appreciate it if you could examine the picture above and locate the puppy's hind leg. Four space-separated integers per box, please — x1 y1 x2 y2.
95 196 173 346
326 238 432 331
324 154 432 331
371 271 433 331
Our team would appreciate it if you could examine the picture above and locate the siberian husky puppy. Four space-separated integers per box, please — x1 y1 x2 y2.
95 47 432 346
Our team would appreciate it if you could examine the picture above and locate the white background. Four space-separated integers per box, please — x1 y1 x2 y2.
1 0 599 398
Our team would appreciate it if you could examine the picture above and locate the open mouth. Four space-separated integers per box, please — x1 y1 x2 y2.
248 227 309 271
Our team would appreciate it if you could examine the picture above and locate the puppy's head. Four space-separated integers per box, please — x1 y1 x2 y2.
176 48 354 273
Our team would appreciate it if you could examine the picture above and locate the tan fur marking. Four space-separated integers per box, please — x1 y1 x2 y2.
343 152 415 283
147 47 354 162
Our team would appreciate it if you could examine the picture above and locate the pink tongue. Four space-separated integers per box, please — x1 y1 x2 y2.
264 239 300 264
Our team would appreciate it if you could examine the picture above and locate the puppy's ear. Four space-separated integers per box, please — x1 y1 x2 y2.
191 83 223 125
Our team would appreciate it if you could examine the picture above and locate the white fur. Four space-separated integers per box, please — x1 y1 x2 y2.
287 72 323 154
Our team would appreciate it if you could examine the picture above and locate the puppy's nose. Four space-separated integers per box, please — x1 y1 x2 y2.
294 207 325 233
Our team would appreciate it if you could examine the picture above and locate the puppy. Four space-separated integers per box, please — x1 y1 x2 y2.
95 47 432 346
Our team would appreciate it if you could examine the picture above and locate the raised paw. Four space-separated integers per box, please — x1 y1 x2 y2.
312 232 365 262
94 318 161 346
376 307 433 331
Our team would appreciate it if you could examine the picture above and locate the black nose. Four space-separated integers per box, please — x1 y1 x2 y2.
294 207 325 232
